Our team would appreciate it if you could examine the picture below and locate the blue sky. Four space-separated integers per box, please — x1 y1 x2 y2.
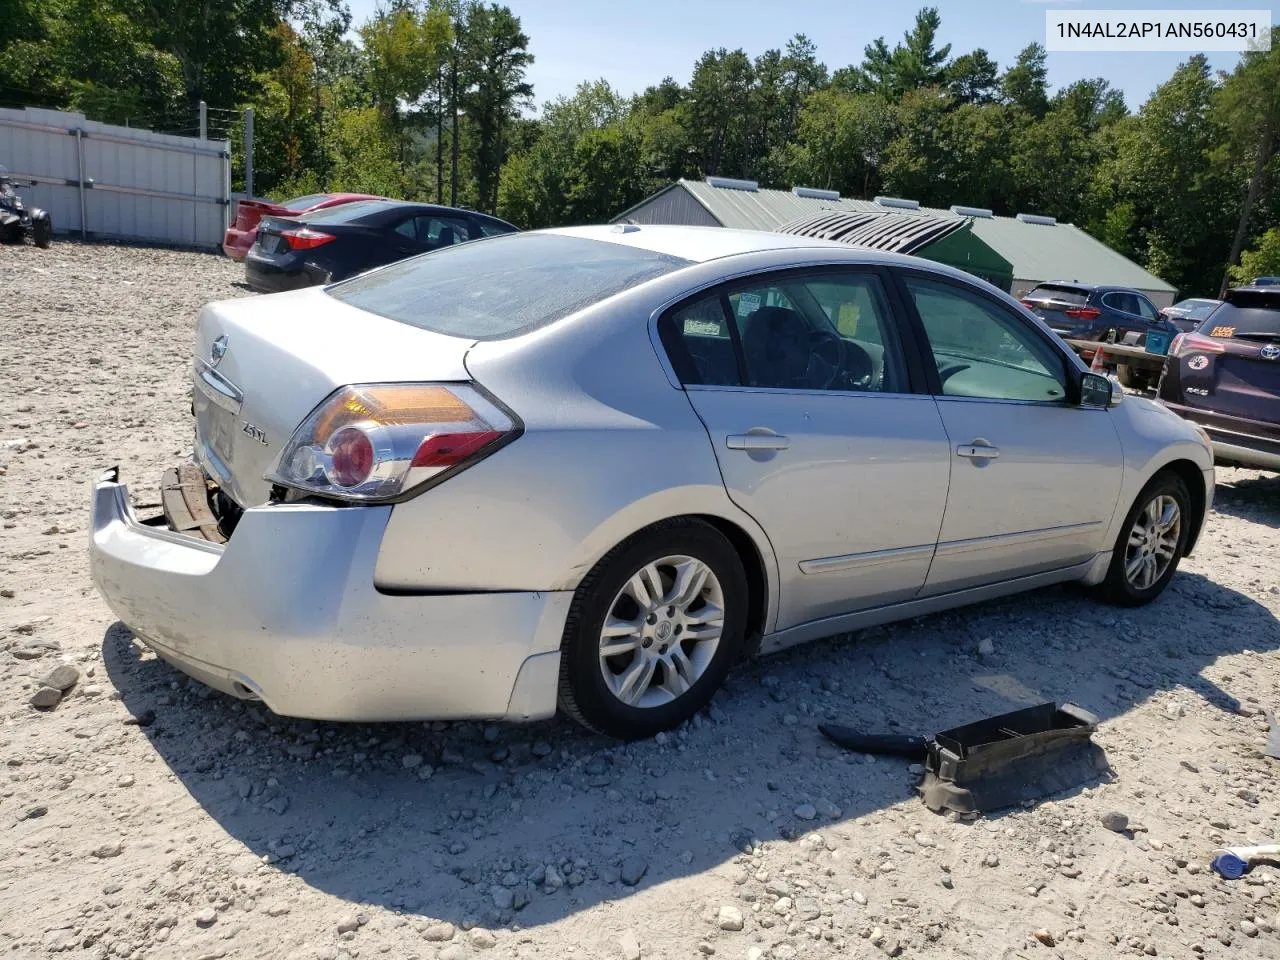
346 0 1274 112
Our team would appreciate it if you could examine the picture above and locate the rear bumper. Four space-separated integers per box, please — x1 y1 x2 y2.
89 468 572 721
222 227 253 261
1159 402 1280 472
243 254 320 293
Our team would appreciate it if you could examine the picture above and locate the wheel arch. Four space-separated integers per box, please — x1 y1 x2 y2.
1151 458 1208 556
562 497 780 646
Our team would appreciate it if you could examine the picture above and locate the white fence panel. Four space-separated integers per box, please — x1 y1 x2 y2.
0 106 230 249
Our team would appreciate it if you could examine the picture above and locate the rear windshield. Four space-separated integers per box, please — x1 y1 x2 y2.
1025 284 1089 305
283 193 328 209
298 200 391 223
327 233 691 339
1197 299 1280 340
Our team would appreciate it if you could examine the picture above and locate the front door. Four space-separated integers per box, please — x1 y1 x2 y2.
658 268 951 631
897 273 1124 594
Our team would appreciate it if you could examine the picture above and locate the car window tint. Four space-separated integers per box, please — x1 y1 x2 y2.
393 218 417 240
423 216 472 247
906 276 1068 403
661 297 741 386
663 272 907 393
327 233 690 340
1135 296 1159 321
476 218 517 237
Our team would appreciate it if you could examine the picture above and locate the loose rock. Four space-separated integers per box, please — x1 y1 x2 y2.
717 905 744 931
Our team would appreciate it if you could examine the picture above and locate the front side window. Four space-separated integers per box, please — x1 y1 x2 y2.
905 275 1068 403
660 271 908 393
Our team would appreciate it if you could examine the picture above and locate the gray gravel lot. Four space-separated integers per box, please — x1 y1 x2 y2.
2 241 1279 959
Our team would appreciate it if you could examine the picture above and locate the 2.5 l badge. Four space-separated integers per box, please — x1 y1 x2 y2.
242 421 268 445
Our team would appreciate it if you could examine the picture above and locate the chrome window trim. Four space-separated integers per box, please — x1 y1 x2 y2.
684 383 927 402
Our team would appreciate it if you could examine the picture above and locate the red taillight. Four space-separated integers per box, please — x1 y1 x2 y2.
282 227 336 250
1170 332 1226 358
411 430 504 468
1064 306 1101 320
328 426 374 487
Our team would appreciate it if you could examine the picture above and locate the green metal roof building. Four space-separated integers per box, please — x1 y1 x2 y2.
612 178 1177 306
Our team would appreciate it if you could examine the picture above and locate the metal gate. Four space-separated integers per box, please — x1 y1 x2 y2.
0 106 231 249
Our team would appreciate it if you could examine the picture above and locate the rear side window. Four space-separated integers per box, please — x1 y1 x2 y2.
477 218 518 237
327 233 690 339
1026 284 1089 305
660 270 909 393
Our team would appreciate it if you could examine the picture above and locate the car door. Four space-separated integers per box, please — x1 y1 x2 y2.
896 271 1124 595
658 267 951 633
1102 291 1149 339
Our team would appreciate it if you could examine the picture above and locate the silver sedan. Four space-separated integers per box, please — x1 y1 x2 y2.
90 226 1214 739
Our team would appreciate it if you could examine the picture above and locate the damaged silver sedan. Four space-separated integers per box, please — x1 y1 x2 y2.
91 226 1214 739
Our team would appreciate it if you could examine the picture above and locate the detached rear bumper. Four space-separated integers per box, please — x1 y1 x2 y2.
89 468 571 722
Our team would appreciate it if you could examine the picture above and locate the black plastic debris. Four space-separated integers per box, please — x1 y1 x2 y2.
920 702 1109 814
819 701 1111 815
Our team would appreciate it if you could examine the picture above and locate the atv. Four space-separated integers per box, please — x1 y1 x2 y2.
0 165 52 247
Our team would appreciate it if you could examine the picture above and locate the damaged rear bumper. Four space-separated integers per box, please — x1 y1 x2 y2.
89 467 571 722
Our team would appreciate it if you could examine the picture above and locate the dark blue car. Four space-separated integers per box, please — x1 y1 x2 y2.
1020 282 1178 346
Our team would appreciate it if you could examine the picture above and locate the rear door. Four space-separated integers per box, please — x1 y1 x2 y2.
897 271 1124 593
659 267 951 632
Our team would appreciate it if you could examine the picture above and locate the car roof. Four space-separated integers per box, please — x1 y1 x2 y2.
1032 281 1148 294
544 223 930 267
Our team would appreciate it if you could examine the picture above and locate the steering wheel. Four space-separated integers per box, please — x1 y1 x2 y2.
807 329 872 390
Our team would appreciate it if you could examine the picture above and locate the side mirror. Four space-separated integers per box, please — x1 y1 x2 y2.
1079 372 1113 408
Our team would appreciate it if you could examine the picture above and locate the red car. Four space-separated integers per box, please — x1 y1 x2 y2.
223 192 384 261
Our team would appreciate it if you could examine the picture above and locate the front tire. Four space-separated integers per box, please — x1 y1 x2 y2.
557 519 748 740
32 217 52 248
1096 473 1190 606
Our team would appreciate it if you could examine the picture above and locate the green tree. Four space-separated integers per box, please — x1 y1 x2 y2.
685 47 754 176
1001 42 1048 118
1228 227 1280 285
1217 27 1280 294
460 3 532 212
835 7 949 99
946 49 998 104
785 89 893 197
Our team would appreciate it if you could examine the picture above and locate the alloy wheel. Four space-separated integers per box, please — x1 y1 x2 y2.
597 555 724 708
1124 494 1181 591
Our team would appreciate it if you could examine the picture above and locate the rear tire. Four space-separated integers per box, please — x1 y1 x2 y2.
557 518 748 740
1095 473 1190 606
32 218 52 248
1115 364 1136 389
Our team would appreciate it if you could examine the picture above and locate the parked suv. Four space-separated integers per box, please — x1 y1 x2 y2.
1021 283 1178 347
1158 285 1280 472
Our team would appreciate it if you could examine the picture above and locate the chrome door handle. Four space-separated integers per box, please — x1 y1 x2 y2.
956 442 999 459
727 433 791 451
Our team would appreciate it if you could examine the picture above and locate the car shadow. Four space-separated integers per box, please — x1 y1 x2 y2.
101 570 1279 931
1212 469 1280 527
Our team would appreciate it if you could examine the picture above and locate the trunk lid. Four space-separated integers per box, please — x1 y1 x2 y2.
1021 284 1094 336
234 199 289 232
192 287 474 507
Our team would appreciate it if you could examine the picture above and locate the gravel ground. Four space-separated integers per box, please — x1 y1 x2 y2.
2 241 1279 960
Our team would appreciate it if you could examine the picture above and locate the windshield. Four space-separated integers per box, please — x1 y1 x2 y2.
327 233 691 339
1172 299 1219 320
